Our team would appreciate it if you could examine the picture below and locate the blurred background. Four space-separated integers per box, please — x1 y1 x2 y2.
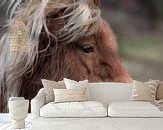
101 0 163 81
0 0 163 81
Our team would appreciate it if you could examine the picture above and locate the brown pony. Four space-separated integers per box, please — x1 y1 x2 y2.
0 0 132 112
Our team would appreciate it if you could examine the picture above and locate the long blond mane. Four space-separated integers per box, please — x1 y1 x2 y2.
0 0 101 110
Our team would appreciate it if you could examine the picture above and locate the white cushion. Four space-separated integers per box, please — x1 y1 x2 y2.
41 79 66 103
64 78 90 99
131 80 159 102
53 88 88 103
40 101 107 117
108 101 163 117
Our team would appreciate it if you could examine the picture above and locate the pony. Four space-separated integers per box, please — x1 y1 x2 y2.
0 0 132 112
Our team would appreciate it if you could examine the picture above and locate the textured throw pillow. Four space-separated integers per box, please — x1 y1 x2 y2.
131 80 159 102
156 81 163 100
53 88 88 103
64 78 90 99
41 79 66 103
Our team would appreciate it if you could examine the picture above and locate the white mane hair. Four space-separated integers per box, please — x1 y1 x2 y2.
0 0 101 109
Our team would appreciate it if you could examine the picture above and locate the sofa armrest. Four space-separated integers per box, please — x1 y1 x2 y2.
31 88 45 119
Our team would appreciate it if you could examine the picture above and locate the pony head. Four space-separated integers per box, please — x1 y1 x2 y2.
0 0 132 112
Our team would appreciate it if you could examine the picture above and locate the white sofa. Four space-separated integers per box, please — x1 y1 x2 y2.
31 82 163 130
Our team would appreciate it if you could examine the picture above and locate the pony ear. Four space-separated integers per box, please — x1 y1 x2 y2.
94 0 100 7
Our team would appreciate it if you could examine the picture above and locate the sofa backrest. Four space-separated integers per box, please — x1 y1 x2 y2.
89 82 133 105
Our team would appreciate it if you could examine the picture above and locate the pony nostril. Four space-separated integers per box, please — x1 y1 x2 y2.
99 63 114 79
101 63 113 73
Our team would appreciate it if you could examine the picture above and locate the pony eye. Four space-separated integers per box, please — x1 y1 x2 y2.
80 45 94 53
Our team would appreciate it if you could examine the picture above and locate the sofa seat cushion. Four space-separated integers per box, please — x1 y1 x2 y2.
40 101 107 117
108 101 163 117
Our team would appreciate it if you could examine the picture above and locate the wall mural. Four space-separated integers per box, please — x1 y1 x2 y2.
1 0 163 113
